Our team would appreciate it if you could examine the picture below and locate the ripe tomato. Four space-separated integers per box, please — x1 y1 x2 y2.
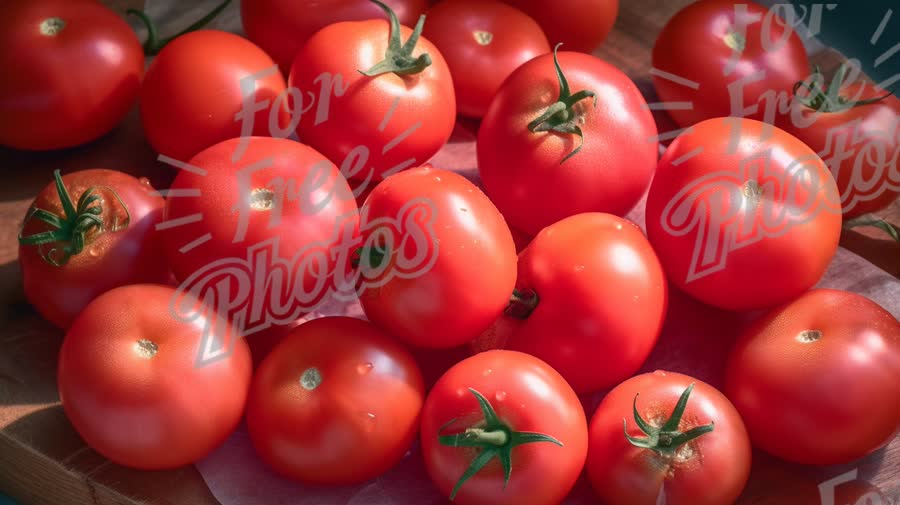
586 371 752 505
0 0 143 151
422 0 549 118
478 46 658 236
288 1 455 186
241 0 427 76
246 316 425 484
358 166 517 349
58 284 252 469
140 30 290 163
17 169 168 329
645 117 842 311
652 0 810 128
420 350 588 505
494 213 668 393
777 70 900 218
503 0 619 53
725 289 900 466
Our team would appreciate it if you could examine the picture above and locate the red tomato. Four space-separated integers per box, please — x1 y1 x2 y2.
288 2 455 186
503 0 619 53
58 284 252 469
139 30 290 163
652 0 810 128
242 0 427 76
246 316 425 484
497 213 668 394
358 166 517 348
17 169 168 329
586 371 752 505
0 0 143 150
478 46 658 236
645 117 842 311
777 73 900 218
420 350 588 505
422 0 549 118
725 289 900 466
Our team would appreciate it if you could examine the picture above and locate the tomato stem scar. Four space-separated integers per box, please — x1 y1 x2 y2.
134 339 159 359
40 18 66 36
300 367 323 390
796 330 822 343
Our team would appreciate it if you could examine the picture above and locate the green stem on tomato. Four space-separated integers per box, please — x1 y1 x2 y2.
843 215 900 242
792 63 894 113
127 0 232 56
359 0 432 76
624 383 715 457
503 289 539 319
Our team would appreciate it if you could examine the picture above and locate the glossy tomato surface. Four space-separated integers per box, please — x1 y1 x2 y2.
504 0 619 53
0 0 144 150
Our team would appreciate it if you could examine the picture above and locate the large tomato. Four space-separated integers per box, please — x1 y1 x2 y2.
241 0 427 76
140 30 290 163
58 284 253 469
422 0 549 118
503 0 619 53
288 1 455 188
18 169 168 329
652 0 810 128
485 213 668 394
358 166 517 348
246 316 425 484
586 371 752 505
478 46 658 236
777 70 900 218
0 0 143 151
725 289 900 466
645 117 842 311
420 350 588 505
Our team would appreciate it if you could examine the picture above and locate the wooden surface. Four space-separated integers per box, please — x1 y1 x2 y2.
0 1 898 504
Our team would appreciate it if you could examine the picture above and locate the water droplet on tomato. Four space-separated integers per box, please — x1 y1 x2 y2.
574 265 585 272
138 177 152 187
88 247 101 258
357 362 373 375
615 223 623 231
361 412 377 432
434 176 442 182
483 368 493 376
494 391 507 402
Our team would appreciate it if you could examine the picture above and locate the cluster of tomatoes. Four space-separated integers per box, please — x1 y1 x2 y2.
4 0 899 504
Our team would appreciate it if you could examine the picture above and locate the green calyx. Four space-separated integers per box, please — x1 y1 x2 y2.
127 0 232 55
843 215 900 242
624 383 714 457
18 170 131 267
504 288 539 319
438 388 563 501
528 43 597 164
352 243 390 270
360 0 432 76
793 63 894 113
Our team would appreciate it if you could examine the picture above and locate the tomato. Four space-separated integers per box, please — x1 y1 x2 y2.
246 316 425 484
241 0 427 76
57 284 252 469
725 289 900 466
477 46 658 236
140 30 290 163
652 0 810 129
17 169 168 329
288 1 455 186
645 117 842 311
358 166 517 348
161 136 359 331
586 371 752 505
777 70 900 218
420 350 588 505
422 0 549 118
489 213 668 393
503 0 618 53
0 0 143 151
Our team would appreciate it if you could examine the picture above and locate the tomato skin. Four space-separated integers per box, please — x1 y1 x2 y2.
725 289 900 466
420 350 588 505
58 284 253 470
139 30 290 163
358 166 517 349
246 316 425 485
422 0 549 118
502 213 668 393
503 0 619 53
0 0 144 151
645 117 842 312
586 371 752 505
478 50 658 236
288 17 456 184
241 0 427 75
18 169 169 329
652 0 809 129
